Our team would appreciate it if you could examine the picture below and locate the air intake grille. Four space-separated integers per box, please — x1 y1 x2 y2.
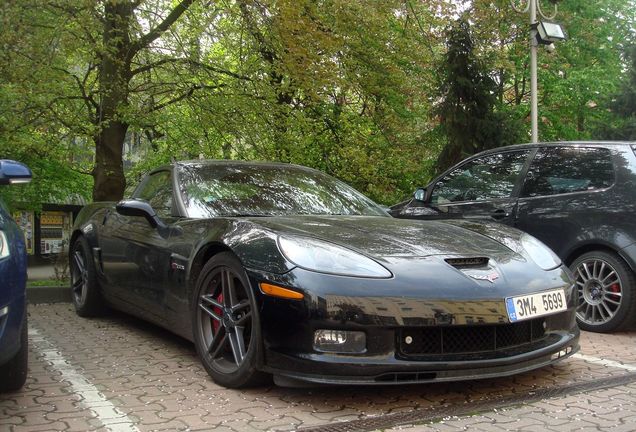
399 318 546 357
445 257 489 268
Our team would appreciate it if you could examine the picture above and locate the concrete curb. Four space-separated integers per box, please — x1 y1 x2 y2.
27 286 72 304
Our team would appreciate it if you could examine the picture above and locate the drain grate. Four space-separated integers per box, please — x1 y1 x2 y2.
294 372 636 432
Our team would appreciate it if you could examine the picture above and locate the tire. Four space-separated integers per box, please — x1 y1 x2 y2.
70 236 104 317
570 250 636 332
191 252 268 388
0 314 28 392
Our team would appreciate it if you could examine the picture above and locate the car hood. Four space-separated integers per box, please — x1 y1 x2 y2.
247 215 517 261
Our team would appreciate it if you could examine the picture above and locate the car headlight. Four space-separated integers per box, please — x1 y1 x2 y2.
277 235 392 278
0 231 9 259
521 233 561 270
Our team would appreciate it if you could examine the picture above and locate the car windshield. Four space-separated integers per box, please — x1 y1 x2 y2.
178 163 388 218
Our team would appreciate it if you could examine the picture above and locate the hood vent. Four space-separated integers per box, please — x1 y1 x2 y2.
445 257 489 269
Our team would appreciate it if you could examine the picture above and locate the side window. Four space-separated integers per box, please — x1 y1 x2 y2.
133 171 174 218
521 147 614 198
431 151 530 204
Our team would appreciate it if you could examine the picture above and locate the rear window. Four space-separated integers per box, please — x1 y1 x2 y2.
521 147 614 197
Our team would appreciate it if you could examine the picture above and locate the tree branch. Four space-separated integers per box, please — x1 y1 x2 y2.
130 57 252 81
148 83 226 112
129 0 196 56
51 66 99 112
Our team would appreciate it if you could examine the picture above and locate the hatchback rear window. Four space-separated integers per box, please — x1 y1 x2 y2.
521 147 614 197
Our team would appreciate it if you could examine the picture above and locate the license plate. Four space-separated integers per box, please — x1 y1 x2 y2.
505 289 567 322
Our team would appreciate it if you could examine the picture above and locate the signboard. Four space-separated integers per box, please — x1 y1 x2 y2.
39 210 72 254
12 211 34 255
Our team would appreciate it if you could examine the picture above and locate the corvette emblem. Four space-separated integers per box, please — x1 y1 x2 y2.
467 272 500 283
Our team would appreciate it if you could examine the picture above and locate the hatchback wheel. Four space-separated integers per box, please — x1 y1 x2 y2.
571 251 636 332
192 252 267 388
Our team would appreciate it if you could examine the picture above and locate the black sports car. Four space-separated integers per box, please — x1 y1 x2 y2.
70 160 579 388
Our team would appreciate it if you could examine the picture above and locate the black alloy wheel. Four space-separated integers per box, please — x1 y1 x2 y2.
192 252 266 388
571 250 636 332
70 236 104 317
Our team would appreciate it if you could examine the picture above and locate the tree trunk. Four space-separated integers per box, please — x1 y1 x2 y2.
93 121 128 201
92 1 133 201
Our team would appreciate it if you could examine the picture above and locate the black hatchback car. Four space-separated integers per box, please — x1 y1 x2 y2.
392 141 636 333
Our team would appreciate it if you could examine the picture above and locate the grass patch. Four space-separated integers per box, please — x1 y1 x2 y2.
27 279 68 287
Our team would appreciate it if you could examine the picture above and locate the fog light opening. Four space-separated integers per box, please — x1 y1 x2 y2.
551 346 572 360
313 330 366 353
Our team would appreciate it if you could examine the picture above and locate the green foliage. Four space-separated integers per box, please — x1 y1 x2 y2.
594 45 636 140
0 153 92 213
435 18 522 172
27 279 66 288
1 0 635 207
535 0 634 140
122 0 440 204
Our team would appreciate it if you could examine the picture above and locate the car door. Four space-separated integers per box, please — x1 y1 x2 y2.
100 169 179 322
514 146 615 258
410 150 532 225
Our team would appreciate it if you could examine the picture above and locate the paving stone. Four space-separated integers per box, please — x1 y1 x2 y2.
2 304 636 432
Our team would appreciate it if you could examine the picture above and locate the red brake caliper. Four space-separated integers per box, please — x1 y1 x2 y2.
212 293 223 333
609 283 621 301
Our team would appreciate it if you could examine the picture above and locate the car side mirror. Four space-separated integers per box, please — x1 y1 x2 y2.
413 187 427 202
0 160 32 185
116 199 183 238
116 199 160 227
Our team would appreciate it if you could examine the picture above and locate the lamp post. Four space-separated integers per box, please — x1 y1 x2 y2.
510 0 566 143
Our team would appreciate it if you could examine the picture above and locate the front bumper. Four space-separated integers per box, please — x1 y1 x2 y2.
249 264 580 385
263 330 579 385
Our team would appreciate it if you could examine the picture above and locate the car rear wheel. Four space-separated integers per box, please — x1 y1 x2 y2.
192 252 267 388
571 251 636 332
0 315 28 392
70 236 104 317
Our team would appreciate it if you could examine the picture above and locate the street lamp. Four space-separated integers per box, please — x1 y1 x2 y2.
536 21 567 45
510 0 567 143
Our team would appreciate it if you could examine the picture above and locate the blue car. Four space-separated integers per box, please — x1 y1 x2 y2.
0 160 32 392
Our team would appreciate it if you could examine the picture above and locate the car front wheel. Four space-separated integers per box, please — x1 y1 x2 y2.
192 252 267 388
571 251 636 332
0 315 28 392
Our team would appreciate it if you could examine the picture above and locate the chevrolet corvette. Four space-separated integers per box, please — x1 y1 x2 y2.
70 160 579 388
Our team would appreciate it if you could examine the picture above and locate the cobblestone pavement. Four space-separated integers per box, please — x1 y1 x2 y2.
1 304 635 432
382 383 636 432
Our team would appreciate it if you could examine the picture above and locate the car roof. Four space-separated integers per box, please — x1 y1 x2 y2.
149 159 322 175
474 140 635 157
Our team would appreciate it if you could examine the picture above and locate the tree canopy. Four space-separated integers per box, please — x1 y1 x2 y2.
1 0 634 208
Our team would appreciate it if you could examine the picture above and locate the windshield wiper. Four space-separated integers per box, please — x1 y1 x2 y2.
223 213 273 217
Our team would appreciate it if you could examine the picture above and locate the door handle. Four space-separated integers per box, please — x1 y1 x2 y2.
490 209 509 220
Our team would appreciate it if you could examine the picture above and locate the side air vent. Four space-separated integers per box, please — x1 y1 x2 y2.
374 372 436 383
445 257 489 269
